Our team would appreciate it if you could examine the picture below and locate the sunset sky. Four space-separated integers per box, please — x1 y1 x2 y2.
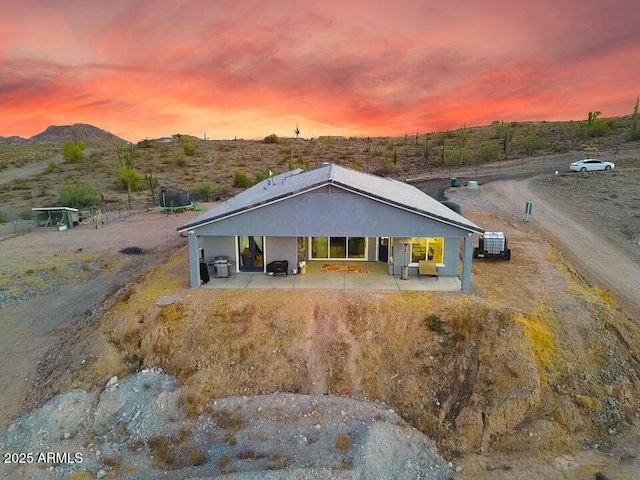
2 0 639 142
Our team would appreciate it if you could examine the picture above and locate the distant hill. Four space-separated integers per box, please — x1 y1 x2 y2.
0 135 28 144
29 123 126 146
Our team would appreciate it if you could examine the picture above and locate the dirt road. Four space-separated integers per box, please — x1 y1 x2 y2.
467 177 640 319
0 208 206 429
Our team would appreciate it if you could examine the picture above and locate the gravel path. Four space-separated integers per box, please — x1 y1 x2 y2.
479 177 640 319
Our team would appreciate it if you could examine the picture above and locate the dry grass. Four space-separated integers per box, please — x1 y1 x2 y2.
211 408 248 431
513 307 558 385
335 433 352 452
147 434 208 470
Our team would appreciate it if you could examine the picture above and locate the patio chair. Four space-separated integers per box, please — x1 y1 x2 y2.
418 260 438 281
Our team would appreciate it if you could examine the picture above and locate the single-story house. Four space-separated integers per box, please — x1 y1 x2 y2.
177 163 484 291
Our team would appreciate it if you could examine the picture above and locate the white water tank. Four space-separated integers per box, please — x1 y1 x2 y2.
483 232 505 254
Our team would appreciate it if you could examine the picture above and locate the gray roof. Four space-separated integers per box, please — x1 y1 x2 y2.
178 163 483 233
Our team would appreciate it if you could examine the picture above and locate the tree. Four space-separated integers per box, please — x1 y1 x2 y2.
58 181 100 208
62 141 85 163
495 121 516 160
264 134 279 144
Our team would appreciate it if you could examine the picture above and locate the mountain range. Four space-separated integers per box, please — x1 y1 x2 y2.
0 123 126 145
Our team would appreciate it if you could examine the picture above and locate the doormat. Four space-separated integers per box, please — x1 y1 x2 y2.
320 263 369 274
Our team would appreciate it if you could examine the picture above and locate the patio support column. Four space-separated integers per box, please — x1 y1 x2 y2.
188 230 200 288
461 233 473 292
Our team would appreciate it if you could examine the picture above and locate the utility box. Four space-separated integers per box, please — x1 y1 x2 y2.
473 232 511 260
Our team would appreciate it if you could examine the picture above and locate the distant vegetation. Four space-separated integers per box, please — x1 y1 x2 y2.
58 181 100 208
1 109 638 214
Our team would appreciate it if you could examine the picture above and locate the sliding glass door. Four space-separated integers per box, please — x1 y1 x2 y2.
310 237 367 260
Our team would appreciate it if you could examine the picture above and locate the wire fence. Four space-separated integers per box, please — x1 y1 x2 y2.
406 144 640 183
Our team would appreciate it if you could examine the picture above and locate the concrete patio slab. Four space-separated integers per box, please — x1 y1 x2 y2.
200 271 462 292
246 273 296 289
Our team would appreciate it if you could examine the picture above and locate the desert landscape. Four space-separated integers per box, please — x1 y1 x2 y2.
1 121 640 479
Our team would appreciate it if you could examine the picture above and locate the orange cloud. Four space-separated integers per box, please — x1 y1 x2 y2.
1 0 638 141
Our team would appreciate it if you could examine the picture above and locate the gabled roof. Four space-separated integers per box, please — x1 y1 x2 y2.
178 163 483 233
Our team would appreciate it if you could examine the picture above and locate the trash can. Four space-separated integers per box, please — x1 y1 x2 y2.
450 177 458 187
213 256 229 278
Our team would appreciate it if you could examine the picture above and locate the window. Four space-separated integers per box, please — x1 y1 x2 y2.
410 237 444 265
310 237 367 259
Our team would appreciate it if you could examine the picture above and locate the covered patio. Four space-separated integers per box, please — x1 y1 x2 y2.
178 164 484 292
200 261 461 291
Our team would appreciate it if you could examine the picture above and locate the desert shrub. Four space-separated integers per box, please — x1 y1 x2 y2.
373 159 397 177
264 134 279 144
253 170 272 184
62 141 85 163
45 159 59 173
233 170 253 188
10 178 30 190
521 135 547 155
117 166 145 191
181 137 196 156
19 209 32 220
193 182 215 201
579 111 615 137
425 314 444 333
174 150 187 167
58 181 100 208
477 144 499 163
0 210 7 224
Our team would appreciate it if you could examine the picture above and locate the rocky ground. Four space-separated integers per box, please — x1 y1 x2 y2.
1 369 451 480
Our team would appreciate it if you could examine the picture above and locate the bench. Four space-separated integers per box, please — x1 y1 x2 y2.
418 260 438 280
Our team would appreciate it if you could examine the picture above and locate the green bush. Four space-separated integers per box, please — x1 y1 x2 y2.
62 141 85 163
181 137 196 156
521 135 547 155
58 181 100 208
193 182 216 201
233 170 253 188
174 150 187 167
45 159 59 173
118 166 145 191
263 134 279 144
0 210 7 224
425 314 444 334
253 170 272 184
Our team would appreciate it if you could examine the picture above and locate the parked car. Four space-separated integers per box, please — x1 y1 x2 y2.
569 158 615 172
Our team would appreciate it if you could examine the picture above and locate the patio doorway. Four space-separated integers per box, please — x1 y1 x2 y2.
238 236 264 272
377 237 389 263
